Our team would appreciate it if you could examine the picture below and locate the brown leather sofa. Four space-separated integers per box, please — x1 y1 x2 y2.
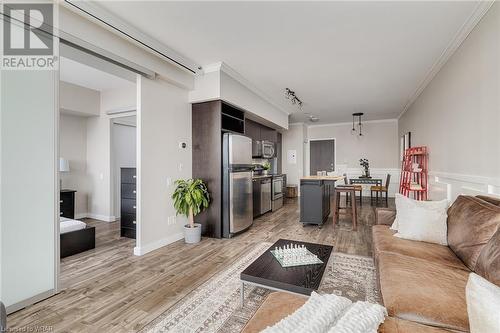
242 292 454 333
373 195 500 332
243 195 500 333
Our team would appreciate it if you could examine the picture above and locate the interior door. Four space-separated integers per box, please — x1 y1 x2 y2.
310 140 335 175
1 7 58 312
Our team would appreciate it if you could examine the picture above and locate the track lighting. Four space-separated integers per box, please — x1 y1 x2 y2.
284 88 303 111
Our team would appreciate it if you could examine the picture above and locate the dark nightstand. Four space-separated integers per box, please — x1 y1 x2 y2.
60 189 76 219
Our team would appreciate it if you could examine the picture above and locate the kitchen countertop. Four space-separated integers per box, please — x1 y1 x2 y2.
300 175 345 181
252 175 273 179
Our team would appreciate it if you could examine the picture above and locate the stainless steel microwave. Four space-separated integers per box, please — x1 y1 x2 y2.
261 141 275 158
252 140 275 158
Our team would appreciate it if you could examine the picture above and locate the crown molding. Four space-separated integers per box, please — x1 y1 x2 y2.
204 61 291 116
398 1 494 119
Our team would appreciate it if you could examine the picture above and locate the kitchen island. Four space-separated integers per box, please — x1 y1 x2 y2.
299 176 344 226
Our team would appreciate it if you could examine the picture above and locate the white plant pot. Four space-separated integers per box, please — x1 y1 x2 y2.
184 223 202 244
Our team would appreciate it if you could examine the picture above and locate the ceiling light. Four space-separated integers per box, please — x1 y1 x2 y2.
309 115 319 122
351 112 364 136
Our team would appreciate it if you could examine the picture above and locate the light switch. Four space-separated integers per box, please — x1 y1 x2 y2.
167 177 172 186
178 163 183 171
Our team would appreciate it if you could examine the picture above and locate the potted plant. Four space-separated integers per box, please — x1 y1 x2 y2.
262 161 271 175
359 158 370 178
172 179 210 244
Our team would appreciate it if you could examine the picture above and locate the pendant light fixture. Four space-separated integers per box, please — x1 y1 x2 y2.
351 112 364 136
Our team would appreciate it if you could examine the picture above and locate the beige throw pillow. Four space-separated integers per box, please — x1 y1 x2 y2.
393 194 449 245
466 273 500 333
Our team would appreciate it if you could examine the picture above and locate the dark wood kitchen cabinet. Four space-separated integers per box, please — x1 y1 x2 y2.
245 119 261 141
299 179 331 225
261 126 277 142
192 101 223 238
244 119 277 143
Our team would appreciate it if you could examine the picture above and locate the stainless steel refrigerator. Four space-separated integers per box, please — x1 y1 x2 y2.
222 133 253 237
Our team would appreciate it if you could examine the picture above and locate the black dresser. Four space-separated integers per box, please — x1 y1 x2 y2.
121 168 137 239
60 190 76 219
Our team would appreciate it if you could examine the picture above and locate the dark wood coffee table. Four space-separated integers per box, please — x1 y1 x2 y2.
240 239 333 306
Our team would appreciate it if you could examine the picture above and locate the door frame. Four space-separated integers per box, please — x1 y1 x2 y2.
306 138 336 176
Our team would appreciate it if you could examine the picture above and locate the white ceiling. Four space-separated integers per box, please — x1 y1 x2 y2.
94 1 480 124
60 56 135 92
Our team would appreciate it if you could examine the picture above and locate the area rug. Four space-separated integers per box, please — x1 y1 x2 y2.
141 242 380 333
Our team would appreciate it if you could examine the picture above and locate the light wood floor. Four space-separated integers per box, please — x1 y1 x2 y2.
8 197 394 332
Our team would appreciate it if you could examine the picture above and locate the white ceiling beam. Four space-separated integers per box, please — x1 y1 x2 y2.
63 0 202 75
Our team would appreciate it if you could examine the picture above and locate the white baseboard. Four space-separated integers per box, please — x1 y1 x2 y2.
6 289 56 314
86 213 117 222
74 213 88 220
133 232 184 256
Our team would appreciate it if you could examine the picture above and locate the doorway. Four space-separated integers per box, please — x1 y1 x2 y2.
58 44 138 290
309 139 336 175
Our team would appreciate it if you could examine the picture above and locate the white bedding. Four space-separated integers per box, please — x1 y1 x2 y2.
60 217 87 234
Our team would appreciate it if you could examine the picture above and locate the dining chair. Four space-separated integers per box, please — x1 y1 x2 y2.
370 174 391 207
342 174 363 206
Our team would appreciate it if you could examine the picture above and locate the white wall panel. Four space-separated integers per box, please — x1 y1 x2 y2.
1 70 57 312
136 76 191 255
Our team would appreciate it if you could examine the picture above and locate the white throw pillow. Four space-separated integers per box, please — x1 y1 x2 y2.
391 194 412 230
262 292 351 333
328 301 387 333
393 194 449 245
466 273 500 333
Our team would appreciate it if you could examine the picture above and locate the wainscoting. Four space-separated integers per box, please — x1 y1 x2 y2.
429 171 500 201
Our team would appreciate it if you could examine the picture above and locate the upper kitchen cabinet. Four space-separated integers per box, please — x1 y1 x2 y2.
245 119 261 141
221 102 245 134
245 118 278 143
260 125 278 142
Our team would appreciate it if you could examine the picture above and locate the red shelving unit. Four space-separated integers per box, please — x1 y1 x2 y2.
399 146 428 200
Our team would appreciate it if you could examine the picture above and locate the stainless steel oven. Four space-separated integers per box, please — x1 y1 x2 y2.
272 176 284 200
272 175 284 211
261 141 275 158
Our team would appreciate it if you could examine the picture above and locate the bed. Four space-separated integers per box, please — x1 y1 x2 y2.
60 217 95 258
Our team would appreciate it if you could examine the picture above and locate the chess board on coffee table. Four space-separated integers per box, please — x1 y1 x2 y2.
240 239 333 306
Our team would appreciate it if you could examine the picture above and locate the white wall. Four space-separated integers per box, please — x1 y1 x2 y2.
60 81 100 116
60 114 89 218
399 3 500 201
306 120 399 170
136 76 192 255
86 115 113 221
282 120 400 196
112 121 137 217
100 86 136 113
282 123 308 186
